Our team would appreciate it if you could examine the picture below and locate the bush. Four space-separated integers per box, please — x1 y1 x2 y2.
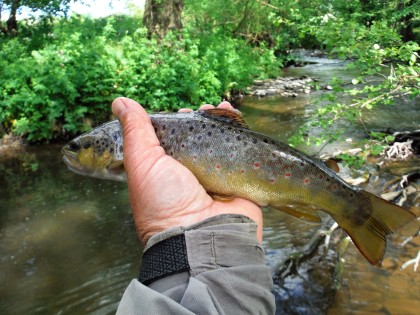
0 15 281 141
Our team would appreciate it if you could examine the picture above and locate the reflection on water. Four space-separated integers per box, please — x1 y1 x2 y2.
329 234 420 315
239 96 309 142
263 210 340 315
0 145 140 314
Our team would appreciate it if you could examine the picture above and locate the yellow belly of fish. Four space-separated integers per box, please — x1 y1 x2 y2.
181 156 342 223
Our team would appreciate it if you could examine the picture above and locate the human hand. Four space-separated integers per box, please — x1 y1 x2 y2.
112 97 263 245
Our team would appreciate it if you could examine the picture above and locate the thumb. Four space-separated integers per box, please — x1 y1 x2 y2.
111 97 162 171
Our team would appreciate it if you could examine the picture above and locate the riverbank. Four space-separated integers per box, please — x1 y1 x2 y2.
246 76 316 97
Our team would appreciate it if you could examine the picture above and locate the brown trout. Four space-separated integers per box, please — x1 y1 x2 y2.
62 108 417 265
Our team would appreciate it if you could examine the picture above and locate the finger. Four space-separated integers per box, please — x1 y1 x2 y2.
217 101 234 110
178 108 193 113
111 97 161 162
198 104 215 110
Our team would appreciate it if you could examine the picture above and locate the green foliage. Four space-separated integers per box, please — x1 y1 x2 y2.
0 0 72 15
336 153 365 169
289 6 419 152
1 0 419 144
0 14 281 141
369 131 395 144
335 131 396 168
184 0 328 54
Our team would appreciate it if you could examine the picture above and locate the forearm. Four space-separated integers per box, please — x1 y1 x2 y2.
117 214 275 314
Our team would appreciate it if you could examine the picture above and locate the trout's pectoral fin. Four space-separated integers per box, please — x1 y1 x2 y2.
272 203 322 223
108 161 125 174
210 193 236 202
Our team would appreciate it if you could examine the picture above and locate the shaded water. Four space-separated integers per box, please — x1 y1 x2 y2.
1 58 419 314
0 146 140 314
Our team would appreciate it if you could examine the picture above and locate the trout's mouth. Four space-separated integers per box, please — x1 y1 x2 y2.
62 143 126 181
62 145 90 176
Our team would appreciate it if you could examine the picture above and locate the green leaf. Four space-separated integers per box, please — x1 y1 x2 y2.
370 144 385 156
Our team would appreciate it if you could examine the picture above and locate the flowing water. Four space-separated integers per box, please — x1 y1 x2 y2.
240 58 420 314
0 57 419 314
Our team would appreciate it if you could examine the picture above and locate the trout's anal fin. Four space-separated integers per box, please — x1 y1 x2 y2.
272 203 322 223
197 108 250 129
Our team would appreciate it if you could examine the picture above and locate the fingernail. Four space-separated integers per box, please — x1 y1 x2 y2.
178 108 193 113
112 97 127 118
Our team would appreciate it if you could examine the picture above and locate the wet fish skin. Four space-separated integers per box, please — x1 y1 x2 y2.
62 109 417 265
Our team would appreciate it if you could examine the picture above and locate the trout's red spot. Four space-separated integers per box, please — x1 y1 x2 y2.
304 178 310 185
319 174 323 179
254 162 260 169
215 164 221 169
285 172 291 178
240 169 245 174
332 185 337 190
230 153 234 158
270 179 276 184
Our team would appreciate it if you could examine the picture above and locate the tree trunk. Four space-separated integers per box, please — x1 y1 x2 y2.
0 3 5 34
6 0 21 35
397 0 415 42
143 0 183 38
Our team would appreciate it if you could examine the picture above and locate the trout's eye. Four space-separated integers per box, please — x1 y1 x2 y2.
68 141 80 152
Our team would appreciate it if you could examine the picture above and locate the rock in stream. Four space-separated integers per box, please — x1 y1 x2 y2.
247 76 316 97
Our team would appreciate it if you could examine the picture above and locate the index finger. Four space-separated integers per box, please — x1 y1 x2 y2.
216 101 234 110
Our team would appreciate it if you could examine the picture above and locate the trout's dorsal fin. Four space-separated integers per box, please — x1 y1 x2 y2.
323 159 340 173
197 108 250 129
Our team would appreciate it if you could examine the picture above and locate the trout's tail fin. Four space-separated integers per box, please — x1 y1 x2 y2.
337 191 418 265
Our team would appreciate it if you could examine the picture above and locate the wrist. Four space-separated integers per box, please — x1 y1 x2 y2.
139 214 264 285
135 198 263 245
143 213 256 250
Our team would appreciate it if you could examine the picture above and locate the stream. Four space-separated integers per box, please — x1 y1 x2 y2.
0 56 419 314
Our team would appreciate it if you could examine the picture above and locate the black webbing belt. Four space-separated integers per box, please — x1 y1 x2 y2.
138 234 190 285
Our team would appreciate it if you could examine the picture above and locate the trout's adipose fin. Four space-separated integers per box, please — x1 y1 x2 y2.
323 159 340 173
